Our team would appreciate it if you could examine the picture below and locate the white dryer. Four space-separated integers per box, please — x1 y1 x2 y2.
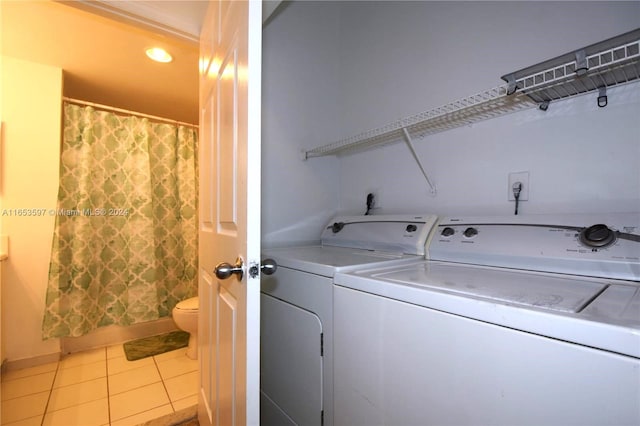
334 213 640 426
260 214 438 426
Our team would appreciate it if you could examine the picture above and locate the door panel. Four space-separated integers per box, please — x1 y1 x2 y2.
218 287 237 426
261 294 323 426
199 272 215 421
200 93 214 229
217 48 238 229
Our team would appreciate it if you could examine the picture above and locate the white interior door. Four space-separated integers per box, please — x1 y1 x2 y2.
198 1 262 425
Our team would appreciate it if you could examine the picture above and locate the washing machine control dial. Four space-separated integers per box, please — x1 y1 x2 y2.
441 227 455 237
579 224 616 248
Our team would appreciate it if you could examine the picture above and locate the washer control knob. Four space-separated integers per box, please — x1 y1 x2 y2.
579 224 616 248
441 227 455 237
406 224 418 232
463 227 478 238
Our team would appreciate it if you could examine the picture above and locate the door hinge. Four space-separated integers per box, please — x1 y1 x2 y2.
320 333 324 357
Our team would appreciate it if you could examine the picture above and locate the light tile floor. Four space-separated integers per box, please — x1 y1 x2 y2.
1 344 198 426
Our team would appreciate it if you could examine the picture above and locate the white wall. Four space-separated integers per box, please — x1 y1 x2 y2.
262 1 640 242
339 85 640 215
1 56 62 365
262 2 342 247
334 1 640 216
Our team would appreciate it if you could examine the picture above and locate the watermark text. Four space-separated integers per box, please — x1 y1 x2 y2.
1 208 130 217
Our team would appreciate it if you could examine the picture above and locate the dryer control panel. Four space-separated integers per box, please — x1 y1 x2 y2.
429 213 640 281
321 214 438 256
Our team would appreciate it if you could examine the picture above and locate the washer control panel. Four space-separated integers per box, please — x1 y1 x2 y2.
579 224 617 248
430 213 640 281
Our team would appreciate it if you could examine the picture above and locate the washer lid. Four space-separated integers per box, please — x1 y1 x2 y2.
371 262 607 313
176 297 198 310
581 284 640 327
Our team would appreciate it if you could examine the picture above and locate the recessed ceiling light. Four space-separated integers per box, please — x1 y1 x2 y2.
146 47 173 63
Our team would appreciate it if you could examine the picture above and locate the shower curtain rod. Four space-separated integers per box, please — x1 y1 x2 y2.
62 97 198 129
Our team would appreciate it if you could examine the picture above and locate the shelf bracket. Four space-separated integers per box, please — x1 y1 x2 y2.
597 86 608 107
401 127 437 195
504 73 518 95
575 49 588 76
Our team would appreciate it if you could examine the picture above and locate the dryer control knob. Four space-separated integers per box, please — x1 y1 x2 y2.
463 227 478 238
331 222 345 233
579 224 616 248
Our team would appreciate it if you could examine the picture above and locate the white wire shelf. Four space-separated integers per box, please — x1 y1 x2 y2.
502 28 640 107
303 86 536 159
303 28 640 160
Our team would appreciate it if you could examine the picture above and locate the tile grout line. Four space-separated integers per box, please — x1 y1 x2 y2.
37 348 111 426
105 347 112 426
3 347 194 426
153 355 176 413
40 358 61 426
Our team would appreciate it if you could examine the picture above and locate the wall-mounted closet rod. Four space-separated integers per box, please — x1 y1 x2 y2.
401 127 437 195
62 97 198 129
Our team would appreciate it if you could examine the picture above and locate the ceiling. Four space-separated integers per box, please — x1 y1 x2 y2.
1 1 285 125
1 1 206 124
70 1 210 42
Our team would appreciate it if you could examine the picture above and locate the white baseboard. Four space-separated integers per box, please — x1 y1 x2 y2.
61 317 178 354
2 352 61 373
1 318 178 373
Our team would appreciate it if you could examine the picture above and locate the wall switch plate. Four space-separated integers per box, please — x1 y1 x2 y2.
508 171 529 201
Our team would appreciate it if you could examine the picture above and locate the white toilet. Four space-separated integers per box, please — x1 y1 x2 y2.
172 296 199 359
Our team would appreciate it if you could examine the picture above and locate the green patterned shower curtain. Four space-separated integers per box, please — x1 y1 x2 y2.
42 104 198 339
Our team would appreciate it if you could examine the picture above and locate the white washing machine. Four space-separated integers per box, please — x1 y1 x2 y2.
260 214 438 426
334 213 640 426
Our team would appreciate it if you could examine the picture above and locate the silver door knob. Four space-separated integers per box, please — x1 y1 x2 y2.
260 258 277 275
214 257 244 280
248 258 278 278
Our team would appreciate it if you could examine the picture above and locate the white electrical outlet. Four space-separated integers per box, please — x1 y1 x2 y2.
508 171 529 201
